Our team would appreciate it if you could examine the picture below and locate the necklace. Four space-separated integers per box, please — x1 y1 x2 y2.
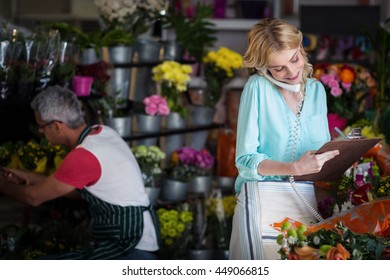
77 126 92 145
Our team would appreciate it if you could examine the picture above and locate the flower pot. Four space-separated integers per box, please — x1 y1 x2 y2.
72 76 93 96
104 116 132 138
135 114 162 146
145 187 160 206
132 38 161 101
159 179 189 202
161 112 186 163
186 105 216 150
187 249 214 260
163 40 184 61
215 176 235 194
214 249 229 260
189 176 213 197
108 45 134 101
79 48 101 65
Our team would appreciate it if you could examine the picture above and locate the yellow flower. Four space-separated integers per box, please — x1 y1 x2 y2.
203 47 242 107
152 61 192 118
168 228 177 238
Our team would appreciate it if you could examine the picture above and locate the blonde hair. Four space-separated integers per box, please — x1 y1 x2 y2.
243 18 313 90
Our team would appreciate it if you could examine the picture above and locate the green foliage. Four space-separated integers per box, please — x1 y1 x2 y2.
365 18 390 137
15 62 36 84
89 93 130 118
100 28 135 47
278 222 390 260
365 18 390 105
162 3 217 62
383 105 390 144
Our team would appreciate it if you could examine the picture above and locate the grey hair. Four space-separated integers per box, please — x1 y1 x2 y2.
30 86 85 129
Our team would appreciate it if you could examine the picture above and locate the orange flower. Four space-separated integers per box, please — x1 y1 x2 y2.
171 151 179 165
313 68 325 80
339 66 356 83
326 243 351 260
294 246 321 260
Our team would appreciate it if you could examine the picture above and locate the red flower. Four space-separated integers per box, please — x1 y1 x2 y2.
352 183 372 205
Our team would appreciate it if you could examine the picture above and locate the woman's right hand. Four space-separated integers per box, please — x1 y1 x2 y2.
293 149 340 176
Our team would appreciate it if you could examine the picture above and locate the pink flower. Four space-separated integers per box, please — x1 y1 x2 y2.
341 82 352 92
328 78 340 88
330 86 342 97
143 95 170 116
158 103 170 115
145 103 158 115
320 74 334 85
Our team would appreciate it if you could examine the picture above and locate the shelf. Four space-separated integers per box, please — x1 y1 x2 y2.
111 60 196 68
122 123 223 141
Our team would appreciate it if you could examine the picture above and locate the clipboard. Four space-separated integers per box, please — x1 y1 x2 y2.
295 138 382 182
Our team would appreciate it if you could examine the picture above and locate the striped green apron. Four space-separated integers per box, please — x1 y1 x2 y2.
55 189 160 259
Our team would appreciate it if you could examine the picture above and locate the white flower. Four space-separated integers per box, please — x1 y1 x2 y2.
340 200 355 213
95 0 167 35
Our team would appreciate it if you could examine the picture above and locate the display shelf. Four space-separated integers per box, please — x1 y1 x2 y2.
110 59 196 68
123 123 223 141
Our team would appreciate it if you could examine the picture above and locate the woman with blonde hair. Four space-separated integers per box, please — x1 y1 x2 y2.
229 18 339 259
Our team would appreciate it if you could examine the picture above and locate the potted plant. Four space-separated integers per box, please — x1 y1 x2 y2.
94 0 165 45
203 47 243 108
205 192 236 257
157 204 194 259
132 145 165 205
135 94 170 146
152 60 192 119
365 18 390 145
90 93 132 137
160 146 214 202
313 63 374 138
161 2 217 65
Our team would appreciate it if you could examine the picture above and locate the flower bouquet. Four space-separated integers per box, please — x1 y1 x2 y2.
142 94 170 116
157 203 193 259
132 145 165 188
313 63 376 124
167 146 214 182
152 61 192 118
203 47 242 107
94 0 166 46
317 158 390 216
276 220 390 260
206 191 236 250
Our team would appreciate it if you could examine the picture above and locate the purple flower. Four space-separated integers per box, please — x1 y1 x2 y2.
175 147 214 171
318 197 335 219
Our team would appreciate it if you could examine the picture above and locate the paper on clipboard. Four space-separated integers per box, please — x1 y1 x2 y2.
295 138 382 182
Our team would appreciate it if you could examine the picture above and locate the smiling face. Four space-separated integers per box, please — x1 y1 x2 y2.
266 48 305 85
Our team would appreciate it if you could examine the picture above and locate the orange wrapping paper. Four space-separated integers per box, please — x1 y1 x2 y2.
272 197 390 237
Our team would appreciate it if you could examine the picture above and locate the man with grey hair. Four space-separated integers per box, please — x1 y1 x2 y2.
0 85 160 260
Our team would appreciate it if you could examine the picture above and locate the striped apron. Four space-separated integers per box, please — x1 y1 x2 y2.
229 181 318 260
55 189 160 260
